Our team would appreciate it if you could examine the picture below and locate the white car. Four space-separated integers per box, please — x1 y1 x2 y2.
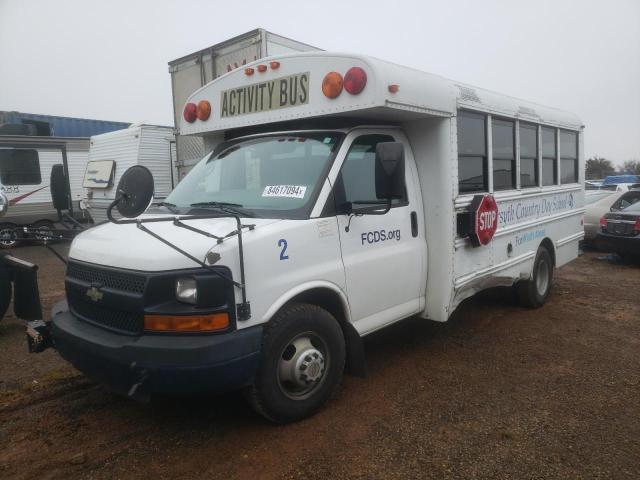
584 189 640 241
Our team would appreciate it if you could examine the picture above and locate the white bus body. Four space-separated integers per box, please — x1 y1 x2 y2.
51 52 584 422
84 125 176 223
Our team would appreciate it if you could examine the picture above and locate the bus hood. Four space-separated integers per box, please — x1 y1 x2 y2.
69 216 281 271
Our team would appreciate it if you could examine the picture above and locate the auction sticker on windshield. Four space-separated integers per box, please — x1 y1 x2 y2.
220 72 309 118
262 185 307 199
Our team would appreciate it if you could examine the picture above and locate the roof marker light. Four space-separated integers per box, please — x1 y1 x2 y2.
344 67 367 95
196 100 211 121
322 72 343 99
270 61 280 69
183 103 197 123
245 67 255 76
388 84 399 93
257 64 267 73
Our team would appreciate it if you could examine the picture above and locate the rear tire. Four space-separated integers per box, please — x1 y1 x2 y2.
0 223 20 249
247 303 346 424
517 246 554 308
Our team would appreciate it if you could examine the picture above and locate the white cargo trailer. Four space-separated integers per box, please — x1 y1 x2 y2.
0 135 89 247
84 125 175 223
168 29 320 180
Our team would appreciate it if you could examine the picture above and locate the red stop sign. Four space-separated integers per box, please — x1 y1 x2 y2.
469 194 499 247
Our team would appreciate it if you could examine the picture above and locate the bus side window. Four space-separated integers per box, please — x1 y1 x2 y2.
457 110 487 194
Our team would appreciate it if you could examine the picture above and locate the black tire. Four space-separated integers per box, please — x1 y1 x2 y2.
247 303 346 424
0 223 20 249
516 246 554 308
0 264 12 320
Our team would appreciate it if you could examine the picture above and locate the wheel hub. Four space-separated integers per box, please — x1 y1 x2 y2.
294 348 325 386
278 335 327 396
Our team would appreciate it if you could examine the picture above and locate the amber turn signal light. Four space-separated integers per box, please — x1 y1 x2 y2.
196 100 211 121
322 71 343 99
144 313 229 332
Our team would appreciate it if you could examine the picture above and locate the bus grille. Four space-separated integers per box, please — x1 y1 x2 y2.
67 290 143 334
66 261 146 294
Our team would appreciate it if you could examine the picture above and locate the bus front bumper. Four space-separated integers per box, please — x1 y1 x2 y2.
50 303 263 399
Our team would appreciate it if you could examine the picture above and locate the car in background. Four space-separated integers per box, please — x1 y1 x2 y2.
584 188 640 242
600 175 640 192
584 190 625 241
597 199 640 260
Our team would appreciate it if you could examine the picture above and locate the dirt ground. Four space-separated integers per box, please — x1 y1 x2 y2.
0 245 638 479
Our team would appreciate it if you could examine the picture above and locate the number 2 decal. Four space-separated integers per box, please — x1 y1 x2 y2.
278 239 289 260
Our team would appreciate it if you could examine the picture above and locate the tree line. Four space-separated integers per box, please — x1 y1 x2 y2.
586 157 640 179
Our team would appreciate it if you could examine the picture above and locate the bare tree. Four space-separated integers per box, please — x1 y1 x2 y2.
586 156 615 179
619 160 640 175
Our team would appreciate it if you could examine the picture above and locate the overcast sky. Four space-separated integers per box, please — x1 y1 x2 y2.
1 0 638 165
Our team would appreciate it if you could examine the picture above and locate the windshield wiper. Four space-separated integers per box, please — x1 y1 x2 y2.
156 201 179 213
189 201 255 217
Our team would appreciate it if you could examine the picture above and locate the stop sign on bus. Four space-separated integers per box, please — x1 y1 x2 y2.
469 194 499 247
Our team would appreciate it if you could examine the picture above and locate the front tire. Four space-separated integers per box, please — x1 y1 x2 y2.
247 303 346 423
517 246 554 308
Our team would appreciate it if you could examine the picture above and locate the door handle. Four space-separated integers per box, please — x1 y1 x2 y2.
410 211 418 237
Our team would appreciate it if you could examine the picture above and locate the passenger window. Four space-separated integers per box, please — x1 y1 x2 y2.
336 134 406 208
519 123 538 188
541 127 557 186
560 130 578 184
492 118 515 190
457 110 487 193
0 149 41 185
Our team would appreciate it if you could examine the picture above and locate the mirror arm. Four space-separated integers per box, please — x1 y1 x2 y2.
106 192 128 223
343 198 392 232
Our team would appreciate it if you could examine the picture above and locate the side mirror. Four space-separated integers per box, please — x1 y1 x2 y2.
0 192 8 218
375 142 405 200
107 165 154 221
50 164 71 211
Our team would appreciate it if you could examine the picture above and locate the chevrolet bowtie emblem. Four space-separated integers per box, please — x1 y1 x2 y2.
86 286 104 302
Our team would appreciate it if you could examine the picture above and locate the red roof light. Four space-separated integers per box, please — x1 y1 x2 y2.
344 67 367 95
183 103 197 123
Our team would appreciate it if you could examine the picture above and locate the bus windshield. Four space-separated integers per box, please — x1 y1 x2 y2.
165 132 343 219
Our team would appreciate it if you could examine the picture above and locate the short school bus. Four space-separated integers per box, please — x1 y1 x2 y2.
42 51 584 423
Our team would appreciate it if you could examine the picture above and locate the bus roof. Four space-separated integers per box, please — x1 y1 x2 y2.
179 52 582 136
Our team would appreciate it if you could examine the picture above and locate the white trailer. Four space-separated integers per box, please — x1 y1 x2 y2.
0 135 89 247
41 52 584 423
83 125 175 223
168 29 320 180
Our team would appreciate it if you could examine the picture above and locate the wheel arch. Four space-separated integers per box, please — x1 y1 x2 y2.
539 237 556 267
263 281 366 377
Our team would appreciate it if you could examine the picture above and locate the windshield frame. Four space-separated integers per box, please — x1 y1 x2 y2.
165 131 345 220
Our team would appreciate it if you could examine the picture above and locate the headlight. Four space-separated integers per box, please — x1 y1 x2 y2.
175 277 197 304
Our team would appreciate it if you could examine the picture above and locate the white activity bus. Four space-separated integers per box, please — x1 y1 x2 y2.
40 52 584 423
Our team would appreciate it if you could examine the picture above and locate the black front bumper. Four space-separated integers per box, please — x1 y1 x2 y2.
596 232 640 256
51 304 263 398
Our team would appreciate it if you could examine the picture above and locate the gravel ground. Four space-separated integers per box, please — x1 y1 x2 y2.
0 245 639 479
